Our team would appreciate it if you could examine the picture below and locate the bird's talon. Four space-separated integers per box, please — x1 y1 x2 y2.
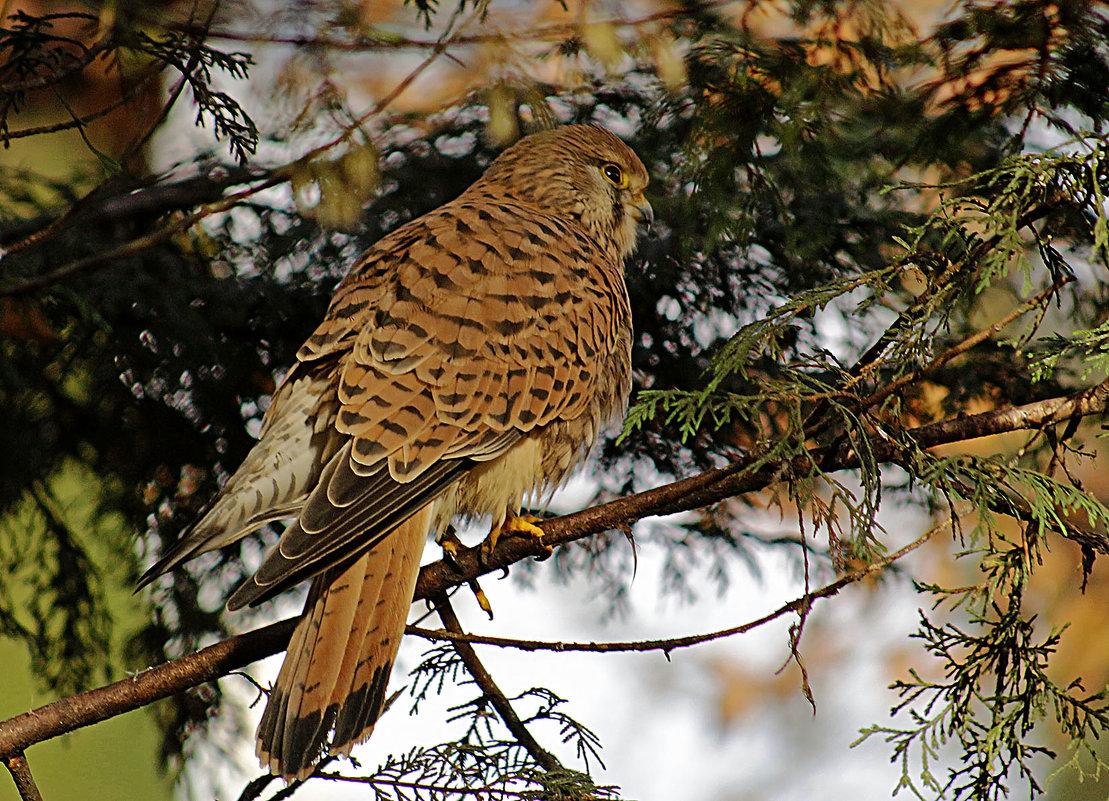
480 513 547 565
479 535 497 567
469 579 494 620
438 527 465 573
508 514 547 540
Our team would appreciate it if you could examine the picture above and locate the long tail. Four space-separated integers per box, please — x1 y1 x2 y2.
256 504 432 779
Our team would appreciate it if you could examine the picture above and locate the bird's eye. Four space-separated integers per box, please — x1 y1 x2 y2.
601 162 626 188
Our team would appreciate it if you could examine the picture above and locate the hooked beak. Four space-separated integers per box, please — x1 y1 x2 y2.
633 194 654 234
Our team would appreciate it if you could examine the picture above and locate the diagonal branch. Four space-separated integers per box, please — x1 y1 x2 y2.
1 377 1107 762
0 617 298 760
0 175 284 297
3 753 43 801
433 595 563 772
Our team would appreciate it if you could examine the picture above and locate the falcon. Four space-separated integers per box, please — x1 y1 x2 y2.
140 124 652 778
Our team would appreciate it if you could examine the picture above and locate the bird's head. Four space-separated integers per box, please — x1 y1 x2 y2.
476 124 652 261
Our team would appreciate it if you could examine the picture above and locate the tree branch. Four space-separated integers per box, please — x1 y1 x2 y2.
170 2 731 52
3 753 43 801
0 29 112 94
0 61 164 144
0 617 298 759
1 377 1107 762
0 4 477 299
433 596 563 772
0 166 262 251
0 175 284 297
409 518 941 656
858 277 1071 411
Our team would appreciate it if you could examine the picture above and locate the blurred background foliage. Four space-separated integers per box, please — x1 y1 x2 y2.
3 0 1109 798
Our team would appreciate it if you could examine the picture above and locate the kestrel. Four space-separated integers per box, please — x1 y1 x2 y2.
140 124 651 779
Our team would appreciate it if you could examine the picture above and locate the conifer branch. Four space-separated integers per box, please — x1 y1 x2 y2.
1 377 1106 767
433 596 564 772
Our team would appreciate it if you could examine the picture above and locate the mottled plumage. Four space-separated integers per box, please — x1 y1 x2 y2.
141 124 651 779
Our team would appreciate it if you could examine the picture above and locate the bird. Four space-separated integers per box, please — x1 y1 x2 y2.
139 124 652 779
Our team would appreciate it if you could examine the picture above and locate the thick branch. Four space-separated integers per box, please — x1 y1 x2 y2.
0 167 262 250
0 175 284 297
0 618 298 759
415 378 1109 601
1 378 1107 760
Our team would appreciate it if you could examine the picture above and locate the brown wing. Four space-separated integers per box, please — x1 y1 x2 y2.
229 193 625 608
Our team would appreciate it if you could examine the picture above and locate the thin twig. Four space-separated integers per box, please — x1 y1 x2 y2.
119 3 220 165
288 0 484 170
312 772 500 795
235 756 334 801
802 204 1059 439
173 2 730 52
410 520 941 657
0 30 113 94
858 277 1071 410
0 61 166 143
433 595 563 772
779 498 815 711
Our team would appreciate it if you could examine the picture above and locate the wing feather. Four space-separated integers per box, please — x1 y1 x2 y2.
226 444 471 609
233 194 625 609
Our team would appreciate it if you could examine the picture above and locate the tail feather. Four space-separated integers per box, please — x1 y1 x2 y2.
257 504 432 779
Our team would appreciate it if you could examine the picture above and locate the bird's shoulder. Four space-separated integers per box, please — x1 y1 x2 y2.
298 191 620 366
353 192 603 279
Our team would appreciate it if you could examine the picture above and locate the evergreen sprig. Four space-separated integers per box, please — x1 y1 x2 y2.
128 30 257 163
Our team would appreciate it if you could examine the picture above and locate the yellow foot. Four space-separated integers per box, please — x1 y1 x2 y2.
438 526 464 573
481 512 551 564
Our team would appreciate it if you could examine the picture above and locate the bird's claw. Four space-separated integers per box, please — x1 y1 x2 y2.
480 513 551 565
438 527 465 574
468 579 494 620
